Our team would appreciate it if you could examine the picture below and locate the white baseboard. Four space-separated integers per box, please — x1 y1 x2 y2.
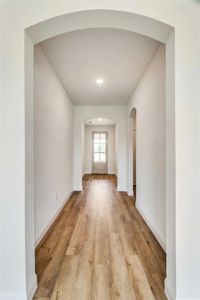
117 187 126 192
0 274 37 300
127 190 134 196
165 278 175 300
0 292 27 300
35 190 73 248
175 297 200 300
74 187 83 192
27 273 37 300
166 274 200 300
84 171 91 175
82 172 91 178
136 202 166 251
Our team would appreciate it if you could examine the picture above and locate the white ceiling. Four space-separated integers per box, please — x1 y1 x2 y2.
85 118 115 126
40 28 160 105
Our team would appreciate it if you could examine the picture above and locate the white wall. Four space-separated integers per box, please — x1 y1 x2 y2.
73 105 127 191
84 125 116 174
1 4 200 300
81 123 85 177
128 44 166 249
34 45 74 244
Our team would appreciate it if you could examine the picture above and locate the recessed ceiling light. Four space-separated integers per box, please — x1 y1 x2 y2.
96 78 104 85
99 118 103 121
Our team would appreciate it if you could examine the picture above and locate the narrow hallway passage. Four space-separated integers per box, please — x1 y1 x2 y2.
34 175 166 300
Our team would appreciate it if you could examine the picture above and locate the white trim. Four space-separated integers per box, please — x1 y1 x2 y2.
74 187 83 192
0 292 27 300
35 191 73 248
128 190 134 196
117 187 126 192
27 274 37 300
165 282 200 300
136 202 166 251
175 297 200 300
165 278 175 300
0 274 37 300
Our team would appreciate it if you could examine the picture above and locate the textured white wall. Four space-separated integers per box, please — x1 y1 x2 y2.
128 44 166 249
84 125 116 174
34 45 74 244
1 3 200 300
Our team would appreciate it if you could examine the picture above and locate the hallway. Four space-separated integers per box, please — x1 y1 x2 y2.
34 175 166 300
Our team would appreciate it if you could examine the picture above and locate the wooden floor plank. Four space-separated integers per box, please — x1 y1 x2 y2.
128 254 155 300
92 264 112 300
35 194 77 281
108 233 137 300
34 174 166 300
50 255 80 300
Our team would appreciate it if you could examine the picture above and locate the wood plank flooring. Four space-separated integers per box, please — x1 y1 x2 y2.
34 174 166 300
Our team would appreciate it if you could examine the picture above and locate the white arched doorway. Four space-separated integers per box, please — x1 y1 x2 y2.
72 105 127 192
81 117 117 181
24 10 175 299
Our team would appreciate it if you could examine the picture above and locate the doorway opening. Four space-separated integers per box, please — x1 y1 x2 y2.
92 132 108 174
132 108 137 198
25 9 175 300
82 117 117 180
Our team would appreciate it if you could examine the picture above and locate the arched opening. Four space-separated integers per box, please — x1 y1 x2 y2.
24 10 175 299
129 108 137 198
82 118 117 181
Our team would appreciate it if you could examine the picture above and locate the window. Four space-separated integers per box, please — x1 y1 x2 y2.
93 132 106 163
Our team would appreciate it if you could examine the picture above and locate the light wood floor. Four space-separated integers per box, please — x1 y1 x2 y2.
34 174 166 300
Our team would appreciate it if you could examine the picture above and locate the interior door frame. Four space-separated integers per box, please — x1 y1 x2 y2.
92 131 108 174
